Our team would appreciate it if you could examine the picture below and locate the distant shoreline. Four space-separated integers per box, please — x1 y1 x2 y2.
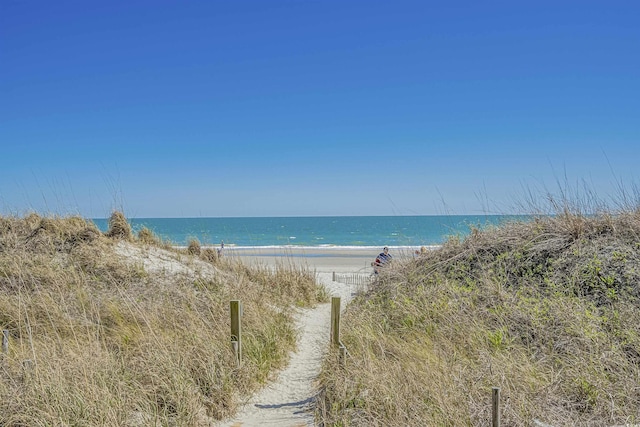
190 245 439 274
178 244 441 250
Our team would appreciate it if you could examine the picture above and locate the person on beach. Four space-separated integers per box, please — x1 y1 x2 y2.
217 241 224 258
372 246 392 274
414 246 427 257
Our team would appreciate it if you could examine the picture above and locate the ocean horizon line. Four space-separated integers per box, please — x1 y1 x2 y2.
92 213 515 220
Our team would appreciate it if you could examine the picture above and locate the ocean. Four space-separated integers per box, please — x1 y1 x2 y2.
91 215 528 248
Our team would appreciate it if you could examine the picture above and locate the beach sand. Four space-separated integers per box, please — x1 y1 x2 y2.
223 246 380 274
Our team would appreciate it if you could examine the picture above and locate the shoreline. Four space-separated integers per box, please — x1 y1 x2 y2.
208 245 436 273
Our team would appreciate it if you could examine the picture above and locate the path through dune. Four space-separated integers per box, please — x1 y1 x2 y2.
216 272 361 427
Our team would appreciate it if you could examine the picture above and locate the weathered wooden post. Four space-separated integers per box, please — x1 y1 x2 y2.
332 272 336 282
22 359 33 383
330 297 341 347
2 330 8 354
492 387 501 427
339 343 347 367
231 340 239 368
230 300 242 366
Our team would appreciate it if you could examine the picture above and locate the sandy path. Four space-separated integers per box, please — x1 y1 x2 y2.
114 243 381 426
216 268 364 427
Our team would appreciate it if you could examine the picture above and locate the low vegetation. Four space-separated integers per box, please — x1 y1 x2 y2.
0 212 325 426
8 205 640 426
317 210 640 426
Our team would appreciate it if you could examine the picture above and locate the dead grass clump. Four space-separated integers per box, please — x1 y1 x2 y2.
106 211 132 240
137 226 158 244
24 212 42 229
187 238 201 256
201 247 219 263
136 227 173 250
3 215 101 258
317 210 640 426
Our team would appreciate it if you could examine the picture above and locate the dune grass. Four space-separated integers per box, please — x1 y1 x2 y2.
0 212 325 426
317 209 640 426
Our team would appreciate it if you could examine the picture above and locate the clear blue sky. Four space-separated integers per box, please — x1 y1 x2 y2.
1 1 638 218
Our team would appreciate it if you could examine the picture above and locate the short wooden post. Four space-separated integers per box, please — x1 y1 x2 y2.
231 340 239 368
332 272 336 282
492 387 501 427
22 359 33 382
339 343 347 367
2 330 8 354
330 297 341 347
230 300 242 365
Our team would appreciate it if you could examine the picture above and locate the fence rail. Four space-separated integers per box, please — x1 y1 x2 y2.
332 272 372 292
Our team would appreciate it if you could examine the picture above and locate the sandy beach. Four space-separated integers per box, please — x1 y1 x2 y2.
222 246 388 274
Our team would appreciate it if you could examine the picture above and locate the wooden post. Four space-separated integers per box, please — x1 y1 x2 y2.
230 300 242 365
2 330 8 354
339 343 347 367
22 359 33 382
332 272 336 282
492 387 501 427
330 297 341 347
231 340 239 368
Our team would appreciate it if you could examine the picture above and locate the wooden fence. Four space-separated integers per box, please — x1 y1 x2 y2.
331 272 371 293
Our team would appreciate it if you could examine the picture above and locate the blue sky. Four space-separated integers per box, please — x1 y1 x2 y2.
1 1 638 218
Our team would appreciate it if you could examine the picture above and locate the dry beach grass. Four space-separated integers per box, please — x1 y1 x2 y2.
317 209 640 426
0 212 325 426
5 206 640 426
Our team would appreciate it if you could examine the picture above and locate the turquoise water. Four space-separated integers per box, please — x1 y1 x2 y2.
92 215 528 247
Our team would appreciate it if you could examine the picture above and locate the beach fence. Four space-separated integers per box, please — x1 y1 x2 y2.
331 272 372 293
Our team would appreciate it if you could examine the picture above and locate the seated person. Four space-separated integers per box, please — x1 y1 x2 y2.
372 246 392 274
